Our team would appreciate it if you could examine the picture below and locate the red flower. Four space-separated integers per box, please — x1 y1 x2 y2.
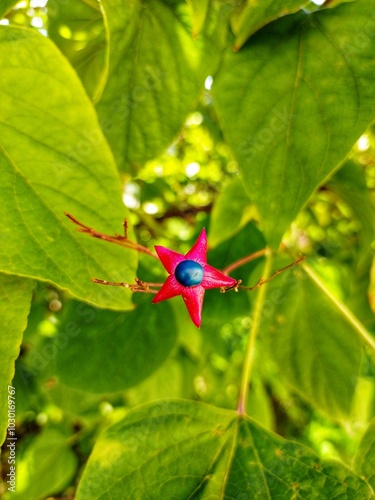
152 229 237 327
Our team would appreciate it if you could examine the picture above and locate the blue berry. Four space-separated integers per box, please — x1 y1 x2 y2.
175 260 204 287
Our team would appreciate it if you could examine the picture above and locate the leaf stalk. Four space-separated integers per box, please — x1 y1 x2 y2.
237 251 273 415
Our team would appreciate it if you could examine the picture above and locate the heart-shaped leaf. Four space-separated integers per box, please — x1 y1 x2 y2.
96 0 220 173
76 399 373 499
213 0 375 248
0 26 137 310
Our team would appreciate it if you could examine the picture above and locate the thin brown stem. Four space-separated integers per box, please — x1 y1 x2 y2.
222 248 268 275
65 212 158 260
92 278 129 287
92 277 161 294
221 256 305 294
239 255 306 291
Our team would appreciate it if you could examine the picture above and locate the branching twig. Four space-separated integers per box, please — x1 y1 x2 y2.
66 212 305 297
221 256 305 293
239 255 306 291
65 212 158 260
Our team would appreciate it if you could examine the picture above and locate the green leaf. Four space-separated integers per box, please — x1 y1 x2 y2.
76 399 373 499
96 0 219 173
202 222 265 344
354 420 375 491
0 26 137 310
0 274 34 445
5 428 77 500
208 221 266 277
186 0 210 37
54 295 177 393
0 0 19 18
247 377 275 431
345 253 375 332
126 348 198 406
213 0 375 249
323 0 356 8
231 0 309 51
12 362 46 421
48 0 107 101
44 380 108 416
328 161 375 329
263 262 371 419
208 177 252 247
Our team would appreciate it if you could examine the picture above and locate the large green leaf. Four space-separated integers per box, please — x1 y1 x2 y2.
76 399 372 499
54 295 177 393
0 26 137 309
354 420 375 491
213 0 375 249
4 428 77 500
231 0 309 51
0 274 34 445
96 0 219 173
263 262 370 419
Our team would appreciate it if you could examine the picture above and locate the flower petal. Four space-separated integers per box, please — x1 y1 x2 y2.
181 285 205 328
152 275 184 303
185 228 207 265
154 245 185 274
201 264 237 289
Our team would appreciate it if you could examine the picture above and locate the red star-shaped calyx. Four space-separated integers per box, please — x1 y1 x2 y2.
152 228 237 327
